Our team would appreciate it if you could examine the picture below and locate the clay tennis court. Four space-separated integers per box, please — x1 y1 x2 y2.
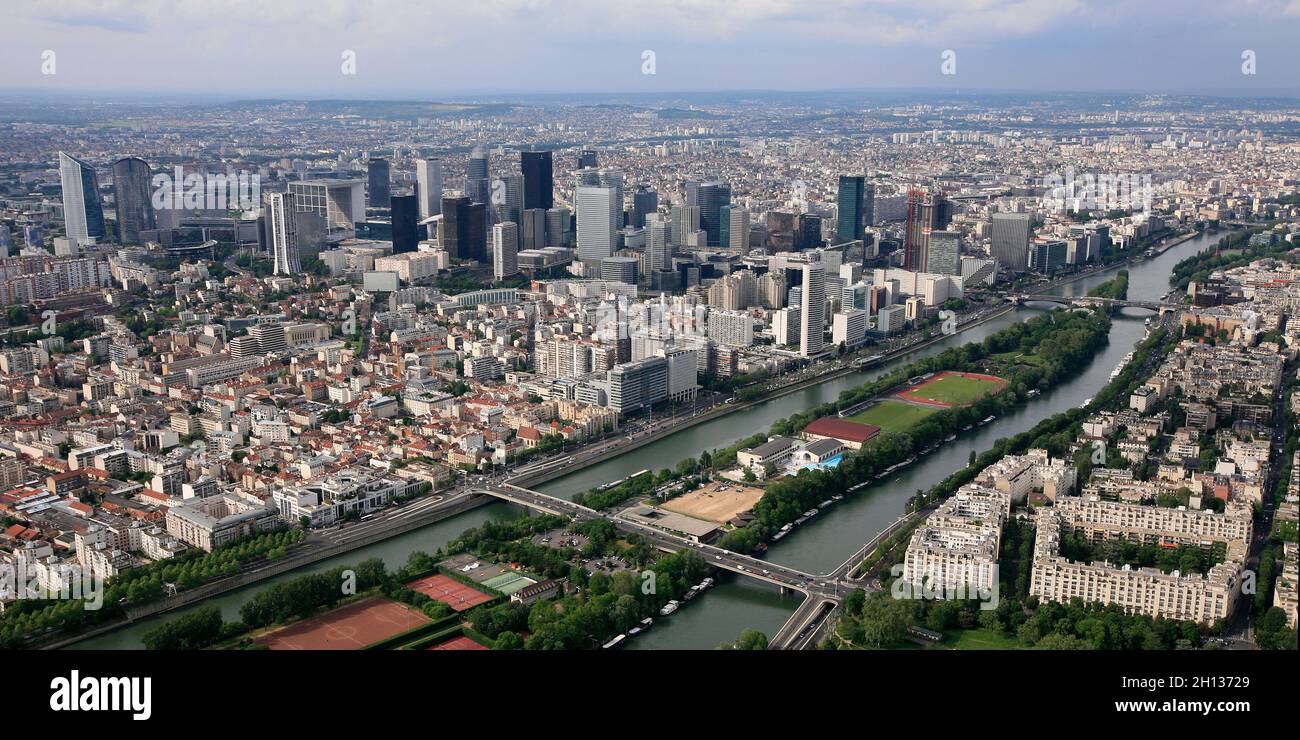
427 635 490 650
896 371 1007 408
663 480 764 523
254 596 430 650
406 573 494 611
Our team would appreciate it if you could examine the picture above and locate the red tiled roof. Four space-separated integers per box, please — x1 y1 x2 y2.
803 417 881 444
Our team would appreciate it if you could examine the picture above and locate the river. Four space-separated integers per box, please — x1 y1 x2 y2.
73 229 1222 650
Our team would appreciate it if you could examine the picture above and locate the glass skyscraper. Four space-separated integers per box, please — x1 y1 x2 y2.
58 152 106 244
112 156 156 244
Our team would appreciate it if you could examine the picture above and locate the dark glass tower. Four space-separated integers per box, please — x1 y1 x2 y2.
440 195 471 259
836 175 866 244
390 194 418 253
521 150 554 210
112 157 157 243
368 158 391 208
697 181 731 247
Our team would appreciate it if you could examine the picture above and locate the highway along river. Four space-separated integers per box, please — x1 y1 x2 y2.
72 229 1223 650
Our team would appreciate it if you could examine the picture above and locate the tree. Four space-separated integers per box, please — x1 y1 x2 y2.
495 631 524 650
719 628 769 650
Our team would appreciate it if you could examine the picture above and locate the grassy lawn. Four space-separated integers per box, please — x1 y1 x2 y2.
907 373 1006 405
846 400 938 433
932 628 1020 650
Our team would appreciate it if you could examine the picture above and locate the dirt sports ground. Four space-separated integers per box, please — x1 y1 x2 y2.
662 480 764 523
253 596 430 650
406 573 495 611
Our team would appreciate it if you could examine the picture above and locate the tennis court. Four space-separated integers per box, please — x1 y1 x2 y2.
406 573 495 612
482 571 538 595
427 635 490 651
254 596 430 650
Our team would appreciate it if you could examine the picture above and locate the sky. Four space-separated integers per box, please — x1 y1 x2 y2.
3 0 1300 98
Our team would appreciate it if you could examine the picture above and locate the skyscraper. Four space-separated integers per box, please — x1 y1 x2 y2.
112 157 156 244
631 186 658 228
720 205 749 253
799 261 826 357
904 191 952 272
494 174 524 234
521 150 553 210
390 194 419 253
467 146 490 204
991 212 1033 274
836 175 867 244
578 149 598 170
521 208 547 250
493 222 519 281
268 192 300 275
440 195 471 259
698 181 731 247
576 185 619 263
646 217 671 272
367 158 391 209
415 158 443 220
926 230 962 275
465 202 488 263
545 207 572 248
58 152 106 244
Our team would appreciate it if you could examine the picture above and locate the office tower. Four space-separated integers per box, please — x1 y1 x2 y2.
684 181 701 207
669 205 700 246
112 157 156 244
494 173 524 232
521 150 554 210
836 175 868 244
467 146 491 204
576 185 619 263
0 225 9 257
268 192 300 275
367 158 390 209
1030 240 1068 274
578 150 598 169
758 270 787 309
841 281 869 310
598 168 625 221
466 202 488 262
766 211 795 250
493 222 519 281
646 218 672 272
521 208 547 250
440 195 471 259
833 309 868 347
720 206 749 253
794 214 823 250
991 212 1032 274
390 194 419 253
545 207 572 248
863 183 876 227
631 186 658 228
249 323 287 354
415 158 443 219
926 230 961 275
904 191 951 272
697 181 731 247
600 256 638 285
799 262 826 357
58 152 106 244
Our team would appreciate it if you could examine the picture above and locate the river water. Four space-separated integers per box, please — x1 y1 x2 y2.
73 230 1222 650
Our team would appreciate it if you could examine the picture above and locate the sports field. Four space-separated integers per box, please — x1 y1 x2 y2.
482 571 537 595
662 480 763 523
407 573 495 612
845 399 938 433
897 371 1007 408
253 596 430 650
427 635 490 651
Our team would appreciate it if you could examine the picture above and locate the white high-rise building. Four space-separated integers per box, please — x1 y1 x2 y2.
492 222 519 281
415 158 443 220
576 185 619 263
58 152 106 245
799 262 826 357
268 192 300 275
